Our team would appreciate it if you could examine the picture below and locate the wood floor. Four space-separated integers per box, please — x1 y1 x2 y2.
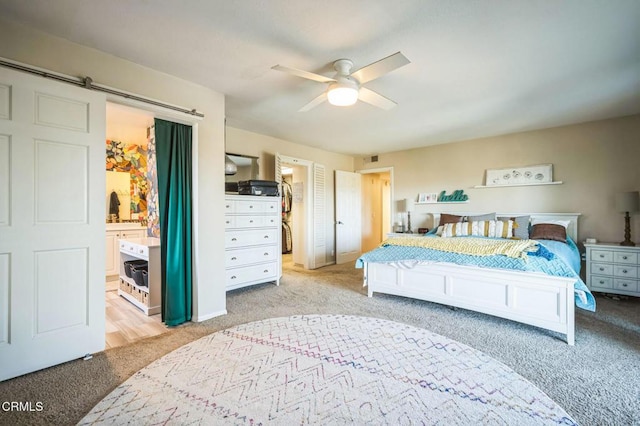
105 289 168 349
104 253 294 349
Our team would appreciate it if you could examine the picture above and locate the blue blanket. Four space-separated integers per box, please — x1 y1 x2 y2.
356 236 595 312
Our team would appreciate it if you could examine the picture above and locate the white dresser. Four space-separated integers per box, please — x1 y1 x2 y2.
106 223 146 277
118 237 162 315
585 242 639 297
225 194 281 291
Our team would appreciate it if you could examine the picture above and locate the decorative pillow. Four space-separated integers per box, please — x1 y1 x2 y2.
439 213 465 226
530 223 567 243
467 212 496 222
530 218 570 229
441 220 514 239
498 215 530 240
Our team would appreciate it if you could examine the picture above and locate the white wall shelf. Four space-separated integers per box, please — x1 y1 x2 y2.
416 201 469 204
473 181 563 188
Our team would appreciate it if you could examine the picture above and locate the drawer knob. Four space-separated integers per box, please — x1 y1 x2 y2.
231 238 237 241
231 257 237 261
264 269 268 273
249 220 254 223
599 267 604 271
264 252 269 256
226 220 230 224
250 205 254 209
264 235 269 239
622 283 628 287
600 254 604 258
599 280 605 284
622 256 628 260
226 204 230 208
231 275 236 280
139 249 143 253
622 269 628 274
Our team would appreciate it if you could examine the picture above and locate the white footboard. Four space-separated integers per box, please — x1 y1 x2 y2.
364 262 575 345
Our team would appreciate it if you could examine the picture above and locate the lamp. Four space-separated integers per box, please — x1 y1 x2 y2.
404 198 414 234
327 79 359 107
224 155 237 175
615 191 639 246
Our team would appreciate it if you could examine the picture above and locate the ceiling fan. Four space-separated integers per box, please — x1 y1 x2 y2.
272 51 410 112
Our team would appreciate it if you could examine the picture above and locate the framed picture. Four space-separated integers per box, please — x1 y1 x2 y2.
485 164 553 186
418 192 438 203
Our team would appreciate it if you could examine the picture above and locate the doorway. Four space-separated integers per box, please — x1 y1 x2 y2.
276 154 328 270
359 167 394 252
280 160 308 268
105 102 166 348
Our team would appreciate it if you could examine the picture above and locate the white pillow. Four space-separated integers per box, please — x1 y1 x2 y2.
530 219 570 229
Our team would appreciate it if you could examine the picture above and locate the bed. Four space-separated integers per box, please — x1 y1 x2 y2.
357 213 595 345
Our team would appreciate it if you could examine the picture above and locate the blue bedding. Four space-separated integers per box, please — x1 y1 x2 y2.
356 236 595 311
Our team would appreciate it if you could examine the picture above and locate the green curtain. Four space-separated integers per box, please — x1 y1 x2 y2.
154 118 192 326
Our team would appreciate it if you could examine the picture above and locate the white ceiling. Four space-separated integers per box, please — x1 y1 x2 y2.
106 103 154 146
2 0 639 156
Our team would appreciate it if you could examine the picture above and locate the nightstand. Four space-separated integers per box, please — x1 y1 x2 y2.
584 243 639 297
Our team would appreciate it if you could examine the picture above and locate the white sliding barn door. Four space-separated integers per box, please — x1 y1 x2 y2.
335 170 362 264
0 66 106 381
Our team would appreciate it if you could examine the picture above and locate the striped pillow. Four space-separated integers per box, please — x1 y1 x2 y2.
441 220 514 239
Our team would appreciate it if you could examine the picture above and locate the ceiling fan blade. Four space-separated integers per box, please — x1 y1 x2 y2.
350 51 410 84
358 87 397 110
272 65 336 83
299 92 327 112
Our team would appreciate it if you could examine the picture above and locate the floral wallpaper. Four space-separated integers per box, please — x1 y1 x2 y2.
106 140 148 219
146 126 160 238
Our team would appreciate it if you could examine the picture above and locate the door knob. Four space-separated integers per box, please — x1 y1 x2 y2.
337 221 344 225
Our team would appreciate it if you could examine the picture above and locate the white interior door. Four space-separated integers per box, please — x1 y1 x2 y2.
335 170 362 264
0 66 106 381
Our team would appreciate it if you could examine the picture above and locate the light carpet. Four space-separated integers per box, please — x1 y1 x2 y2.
80 315 576 425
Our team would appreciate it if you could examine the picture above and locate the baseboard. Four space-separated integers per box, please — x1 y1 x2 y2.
192 309 227 322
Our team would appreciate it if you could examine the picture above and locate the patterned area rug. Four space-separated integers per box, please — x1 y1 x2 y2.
80 315 576 425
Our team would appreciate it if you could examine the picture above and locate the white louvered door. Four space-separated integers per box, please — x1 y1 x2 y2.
311 163 326 269
0 66 106 381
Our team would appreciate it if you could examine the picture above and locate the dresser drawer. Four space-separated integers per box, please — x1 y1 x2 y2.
235 200 266 213
224 216 235 229
225 246 278 268
225 229 278 248
590 250 613 262
614 252 638 264
234 215 271 228
224 200 236 213
614 265 638 278
119 240 149 258
590 275 613 289
226 261 278 287
614 279 638 292
591 263 613 276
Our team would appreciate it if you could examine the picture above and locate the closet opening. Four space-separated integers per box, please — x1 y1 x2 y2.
280 162 308 268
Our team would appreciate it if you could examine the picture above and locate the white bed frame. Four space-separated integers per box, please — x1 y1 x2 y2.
364 213 581 345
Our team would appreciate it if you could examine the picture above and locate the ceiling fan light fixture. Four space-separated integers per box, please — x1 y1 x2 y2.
327 81 359 106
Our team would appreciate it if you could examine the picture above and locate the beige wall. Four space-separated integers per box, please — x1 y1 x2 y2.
225 127 355 263
359 114 640 244
0 18 227 320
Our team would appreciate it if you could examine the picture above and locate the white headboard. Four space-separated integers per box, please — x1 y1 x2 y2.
431 213 581 241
